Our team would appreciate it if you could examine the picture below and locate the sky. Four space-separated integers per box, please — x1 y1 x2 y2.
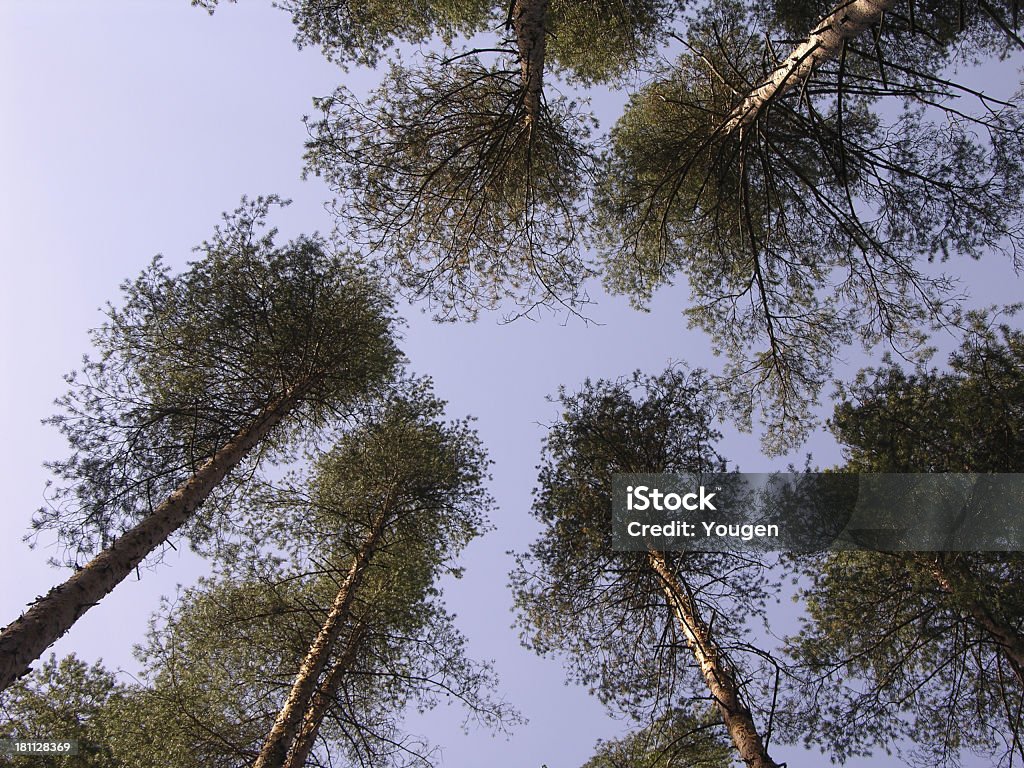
1 3 1022 767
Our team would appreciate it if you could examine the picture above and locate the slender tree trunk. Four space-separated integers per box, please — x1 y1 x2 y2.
282 622 367 768
510 0 549 126
647 551 781 768
253 513 389 768
927 554 1024 685
724 0 897 133
0 387 307 694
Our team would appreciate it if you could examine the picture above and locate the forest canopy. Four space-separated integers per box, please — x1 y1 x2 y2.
2 2 1023 768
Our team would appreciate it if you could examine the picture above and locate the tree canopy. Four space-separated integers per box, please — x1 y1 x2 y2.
784 312 1024 765
0 655 128 768
513 369 783 768
0 196 401 693
595 1 1024 448
304 57 597 320
249 389 502 768
1 388 511 768
579 708 733 768
37 195 401 564
6 2 1024 766
282 0 1024 444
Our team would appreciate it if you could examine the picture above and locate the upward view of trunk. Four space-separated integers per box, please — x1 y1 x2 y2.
647 551 781 768
927 555 1024 685
283 622 368 768
724 0 897 133
253 513 389 768
510 0 549 126
0 387 308 694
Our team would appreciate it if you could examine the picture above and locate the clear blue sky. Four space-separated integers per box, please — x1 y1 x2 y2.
1 3 1021 767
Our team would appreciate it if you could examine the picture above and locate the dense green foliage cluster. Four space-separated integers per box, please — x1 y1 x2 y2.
579 708 733 768
512 370 782 766
35 197 400 565
783 320 1024 764
0 656 128 768
305 59 596 319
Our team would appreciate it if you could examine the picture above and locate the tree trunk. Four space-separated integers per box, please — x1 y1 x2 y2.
927 554 1024 685
253 514 389 768
0 387 307 694
510 0 549 126
647 551 781 768
724 0 897 133
282 622 367 768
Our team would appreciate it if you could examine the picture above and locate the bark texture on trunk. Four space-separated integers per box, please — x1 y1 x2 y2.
253 514 389 768
511 0 550 126
928 555 1024 685
0 388 305 694
282 623 367 768
724 0 897 133
647 551 781 768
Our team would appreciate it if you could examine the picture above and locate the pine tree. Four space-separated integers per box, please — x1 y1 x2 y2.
251 390 501 767
595 1 1024 450
513 369 783 768
785 310 1024 765
0 197 400 693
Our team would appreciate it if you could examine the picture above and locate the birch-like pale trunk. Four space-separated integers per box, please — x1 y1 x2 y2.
253 513 389 768
647 551 781 768
724 0 898 133
511 0 549 126
0 387 307 694
282 622 368 768
928 555 1024 685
